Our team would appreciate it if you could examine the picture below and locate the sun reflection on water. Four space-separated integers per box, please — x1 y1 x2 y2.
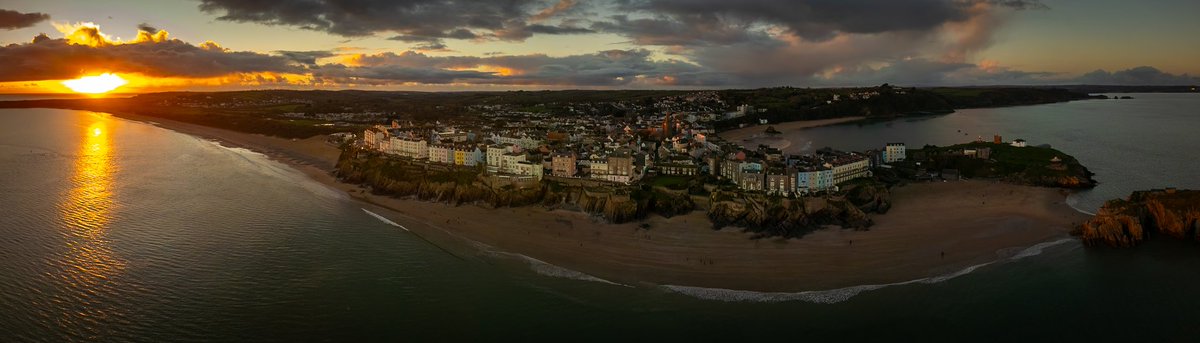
58 119 125 291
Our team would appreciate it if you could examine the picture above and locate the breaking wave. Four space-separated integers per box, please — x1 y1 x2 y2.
470 242 630 287
362 209 408 231
664 238 1077 304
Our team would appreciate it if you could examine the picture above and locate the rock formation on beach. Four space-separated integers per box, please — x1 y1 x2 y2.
1074 189 1200 247
706 182 890 238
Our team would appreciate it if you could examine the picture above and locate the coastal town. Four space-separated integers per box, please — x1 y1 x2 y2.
353 98 917 197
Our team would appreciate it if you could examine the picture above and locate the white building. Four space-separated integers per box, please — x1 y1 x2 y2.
428 145 451 164
492 135 542 150
829 156 871 185
500 152 527 174
884 143 906 163
512 160 544 181
389 137 428 159
1011 139 1027 148
486 144 520 172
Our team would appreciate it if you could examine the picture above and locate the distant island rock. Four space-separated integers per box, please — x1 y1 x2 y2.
1074 189 1200 247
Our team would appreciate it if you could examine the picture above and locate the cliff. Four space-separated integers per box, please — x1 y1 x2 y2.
336 148 691 224
339 146 903 237
1074 189 1200 247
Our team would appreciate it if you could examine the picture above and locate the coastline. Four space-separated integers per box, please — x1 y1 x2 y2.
108 112 1090 292
715 115 868 142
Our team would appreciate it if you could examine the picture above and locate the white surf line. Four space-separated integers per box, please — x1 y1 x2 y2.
480 248 634 288
663 238 1077 304
362 208 409 231
1065 193 1097 216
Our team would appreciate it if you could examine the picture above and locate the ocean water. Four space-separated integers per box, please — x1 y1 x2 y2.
2 95 1200 342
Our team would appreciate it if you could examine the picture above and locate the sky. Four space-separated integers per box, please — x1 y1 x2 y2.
0 0 1197 93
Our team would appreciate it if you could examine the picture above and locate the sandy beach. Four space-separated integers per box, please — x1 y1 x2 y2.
115 113 1090 292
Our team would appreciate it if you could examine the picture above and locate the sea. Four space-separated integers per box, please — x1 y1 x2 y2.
1 93 1199 342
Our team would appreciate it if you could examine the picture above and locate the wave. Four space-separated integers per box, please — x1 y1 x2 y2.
196 138 346 200
1065 193 1097 216
469 242 631 287
510 253 631 287
664 238 1077 304
362 209 409 231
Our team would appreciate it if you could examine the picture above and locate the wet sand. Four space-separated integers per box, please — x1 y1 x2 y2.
119 113 1090 292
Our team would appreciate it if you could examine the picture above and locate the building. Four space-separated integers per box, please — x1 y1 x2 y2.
501 152 527 174
607 153 634 179
390 137 428 159
884 143 906 163
512 160 544 181
737 162 764 191
765 168 795 196
486 144 519 172
464 147 484 166
493 135 542 150
658 156 698 176
551 152 577 177
829 155 871 185
661 114 674 137
1011 139 1027 148
993 135 1003 144
428 144 450 164
363 126 388 150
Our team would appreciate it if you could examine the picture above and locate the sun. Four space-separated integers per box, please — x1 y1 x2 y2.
62 73 128 94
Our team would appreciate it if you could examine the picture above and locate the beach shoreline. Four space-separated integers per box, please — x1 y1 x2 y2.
718 116 866 146
108 112 1090 292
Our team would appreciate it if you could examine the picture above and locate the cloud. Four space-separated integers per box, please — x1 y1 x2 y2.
608 0 1043 42
530 0 579 22
275 50 335 65
136 23 159 33
586 0 1050 87
0 9 49 30
198 0 549 40
314 49 718 86
1075 66 1199 86
0 23 299 82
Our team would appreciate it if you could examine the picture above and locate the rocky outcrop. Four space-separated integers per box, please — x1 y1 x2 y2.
1025 174 1097 189
845 182 892 214
707 192 873 238
1074 189 1200 247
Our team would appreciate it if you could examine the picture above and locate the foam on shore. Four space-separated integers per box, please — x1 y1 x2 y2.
664 238 1077 304
363 208 409 231
1065 193 1098 216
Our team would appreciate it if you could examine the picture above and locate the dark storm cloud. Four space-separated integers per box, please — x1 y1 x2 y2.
0 9 50 30
197 0 551 40
603 0 1045 43
590 14 765 46
0 32 299 81
1075 66 1199 85
388 28 480 43
275 50 335 65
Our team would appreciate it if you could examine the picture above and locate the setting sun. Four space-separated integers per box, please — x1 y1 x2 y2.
61 73 128 94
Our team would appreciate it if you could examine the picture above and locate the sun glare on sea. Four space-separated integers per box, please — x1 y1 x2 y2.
61 73 128 94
